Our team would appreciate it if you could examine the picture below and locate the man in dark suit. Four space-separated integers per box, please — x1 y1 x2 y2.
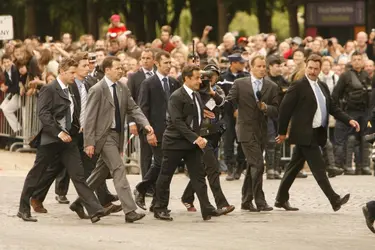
127 49 155 181
0 54 21 133
153 65 225 221
17 58 107 223
133 51 179 210
30 52 120 215
275 54 359 211
226 55 279 212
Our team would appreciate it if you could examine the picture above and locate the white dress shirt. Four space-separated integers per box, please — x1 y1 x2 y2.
57 77 74 128
306 75 326 128
104 75 118 129
142 67 154 79
183 84 201 126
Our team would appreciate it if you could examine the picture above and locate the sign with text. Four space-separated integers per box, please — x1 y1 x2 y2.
0 15 14 40
306 1 365 26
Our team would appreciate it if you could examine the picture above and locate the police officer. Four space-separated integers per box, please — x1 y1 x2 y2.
332 51 372 175
218 53 250 181
181 64 235 213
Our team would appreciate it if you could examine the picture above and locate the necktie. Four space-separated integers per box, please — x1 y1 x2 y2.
313 82 327 127
146 71 153 78
79 83 87 127
192 92 200 133
162 77 170 100
112 83 122 133
63 88 72 131
254 79 262 101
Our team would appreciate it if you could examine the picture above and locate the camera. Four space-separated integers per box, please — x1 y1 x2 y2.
199 70 214 94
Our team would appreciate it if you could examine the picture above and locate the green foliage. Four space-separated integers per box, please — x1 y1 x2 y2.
177 8 192 42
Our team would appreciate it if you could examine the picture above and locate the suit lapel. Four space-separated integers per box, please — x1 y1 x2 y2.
101 79 115 107
247 77 256 102
117 83 123 109
55 80 70 101
260 79 270 97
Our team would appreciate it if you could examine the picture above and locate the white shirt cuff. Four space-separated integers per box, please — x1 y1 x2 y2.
129 122 136 126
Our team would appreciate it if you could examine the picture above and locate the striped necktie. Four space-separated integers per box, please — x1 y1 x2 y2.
79 83 87 127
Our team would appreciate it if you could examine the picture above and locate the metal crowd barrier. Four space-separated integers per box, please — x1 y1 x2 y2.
0 92 40 152
123 128 141 174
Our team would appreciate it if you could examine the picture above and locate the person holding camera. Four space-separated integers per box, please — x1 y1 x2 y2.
227 55 279 212
180 64 235 214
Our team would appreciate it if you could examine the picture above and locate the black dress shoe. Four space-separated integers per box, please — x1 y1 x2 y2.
241 203 259 212
361 168 372 175
275 201 299 211
257 204 273 212
327 167 344 178
17 211 37 222
332 193 350 212
90 210 107 223
207 208 226 217
154 211 173 221
69 202 90 219
55 195 70 204
362 206 375 234
125 211 146 223
104 203 122 214
220 205 235 215
134 190 146 210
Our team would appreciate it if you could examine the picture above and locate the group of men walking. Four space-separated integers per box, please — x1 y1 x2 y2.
14 49 375 234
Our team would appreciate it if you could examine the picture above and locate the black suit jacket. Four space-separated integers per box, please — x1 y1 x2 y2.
278 76 352 147
31 80 79 147
127 69 147 124
138 75 179 141
4 65 20 95
162 86 204 150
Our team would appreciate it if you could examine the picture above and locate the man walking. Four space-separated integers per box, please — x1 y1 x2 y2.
226 55 279 212
81 56 156 223
17 58 106 223
275 54 359 211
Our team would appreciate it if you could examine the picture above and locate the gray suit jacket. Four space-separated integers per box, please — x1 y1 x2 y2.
226 76 279 143
84 78 149 154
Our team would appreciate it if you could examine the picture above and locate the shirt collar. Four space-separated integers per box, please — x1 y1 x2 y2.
104 75 115 87
155 70 168 82
305 74 318 85
75 78 83 87
183 84 194 98
251 73 262 83
142 67 153 74
57 77 68 89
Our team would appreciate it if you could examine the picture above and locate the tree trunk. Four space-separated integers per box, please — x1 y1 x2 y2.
368 0 375 33
287 0 299 37
126 1 146 41
24 0 36 37
190 0 218 41
256 0 272 33
145 1 158 42
87 0 99 39
169 0 186 33
217 0 227 42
